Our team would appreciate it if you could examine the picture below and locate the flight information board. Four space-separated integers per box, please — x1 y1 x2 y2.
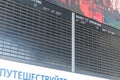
75 13 120 77
45 0 120 30
0 0 72 71
1 0 120 78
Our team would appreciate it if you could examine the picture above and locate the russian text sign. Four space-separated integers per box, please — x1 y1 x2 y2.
0 59 109 80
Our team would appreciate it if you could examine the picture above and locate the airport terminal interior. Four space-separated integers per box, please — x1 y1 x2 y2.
0 0 120 80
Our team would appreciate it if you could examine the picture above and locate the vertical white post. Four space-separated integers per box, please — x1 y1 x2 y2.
72 12 75 73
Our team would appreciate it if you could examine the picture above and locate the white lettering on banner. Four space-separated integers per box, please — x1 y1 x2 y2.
0 59 109 80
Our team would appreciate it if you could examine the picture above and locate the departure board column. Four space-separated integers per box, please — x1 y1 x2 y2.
75 13 120 77
0 0 72 71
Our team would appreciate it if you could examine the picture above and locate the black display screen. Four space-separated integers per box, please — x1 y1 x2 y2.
0 0 72 71
1 0 120 78
75 13 120 77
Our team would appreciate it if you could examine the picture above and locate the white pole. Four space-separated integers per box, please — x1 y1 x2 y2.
72 12 75 73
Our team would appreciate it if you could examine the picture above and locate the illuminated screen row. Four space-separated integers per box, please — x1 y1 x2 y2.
45 0 120 30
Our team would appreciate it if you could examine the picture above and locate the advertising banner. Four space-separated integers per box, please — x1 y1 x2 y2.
0 59 109 80
45 0 120 30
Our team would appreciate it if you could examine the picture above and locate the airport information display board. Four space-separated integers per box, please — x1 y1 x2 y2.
0 0 72 71
45 0 120 30
1 0 120 78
